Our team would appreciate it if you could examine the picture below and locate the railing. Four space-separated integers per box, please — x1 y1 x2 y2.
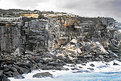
0 17 22 22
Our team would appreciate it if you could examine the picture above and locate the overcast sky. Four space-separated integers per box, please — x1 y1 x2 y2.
0 0 121 22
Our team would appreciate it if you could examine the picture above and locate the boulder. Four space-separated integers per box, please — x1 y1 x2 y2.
0 59 5 63
33 72 53 78
13 65 30 74
113 62 119 65
71 68 79 70
13 47 22 57
90 64 95 67
0 70 3 75
87 68 94 70
0 74 10 81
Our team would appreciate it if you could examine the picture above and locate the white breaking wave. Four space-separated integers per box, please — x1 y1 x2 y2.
8 60 121 81
77 60 121 72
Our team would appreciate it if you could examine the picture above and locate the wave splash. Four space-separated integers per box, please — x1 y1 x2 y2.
9 60 121 81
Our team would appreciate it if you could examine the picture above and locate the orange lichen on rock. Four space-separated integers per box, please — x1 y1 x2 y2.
5 23 11 27
54 43 58 49
58 37 68 45
21 14 39 18
63 16 76 27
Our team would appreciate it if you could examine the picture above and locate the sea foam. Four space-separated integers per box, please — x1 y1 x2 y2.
9 60 121 81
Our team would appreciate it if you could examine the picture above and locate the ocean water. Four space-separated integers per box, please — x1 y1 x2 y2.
9 60 121 81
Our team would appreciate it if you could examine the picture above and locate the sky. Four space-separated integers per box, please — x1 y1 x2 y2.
0 0 121 22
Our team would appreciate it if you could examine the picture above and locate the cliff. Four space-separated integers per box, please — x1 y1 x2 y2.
0 9 121 80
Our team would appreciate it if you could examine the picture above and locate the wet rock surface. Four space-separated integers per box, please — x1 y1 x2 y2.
14 75 25 79
113 62 119 65
33 72 53 78
90 64 95 67
0 74 10 81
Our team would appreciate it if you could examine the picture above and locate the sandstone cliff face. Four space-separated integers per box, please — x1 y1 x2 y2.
47 16 120 61
0 10 120 61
